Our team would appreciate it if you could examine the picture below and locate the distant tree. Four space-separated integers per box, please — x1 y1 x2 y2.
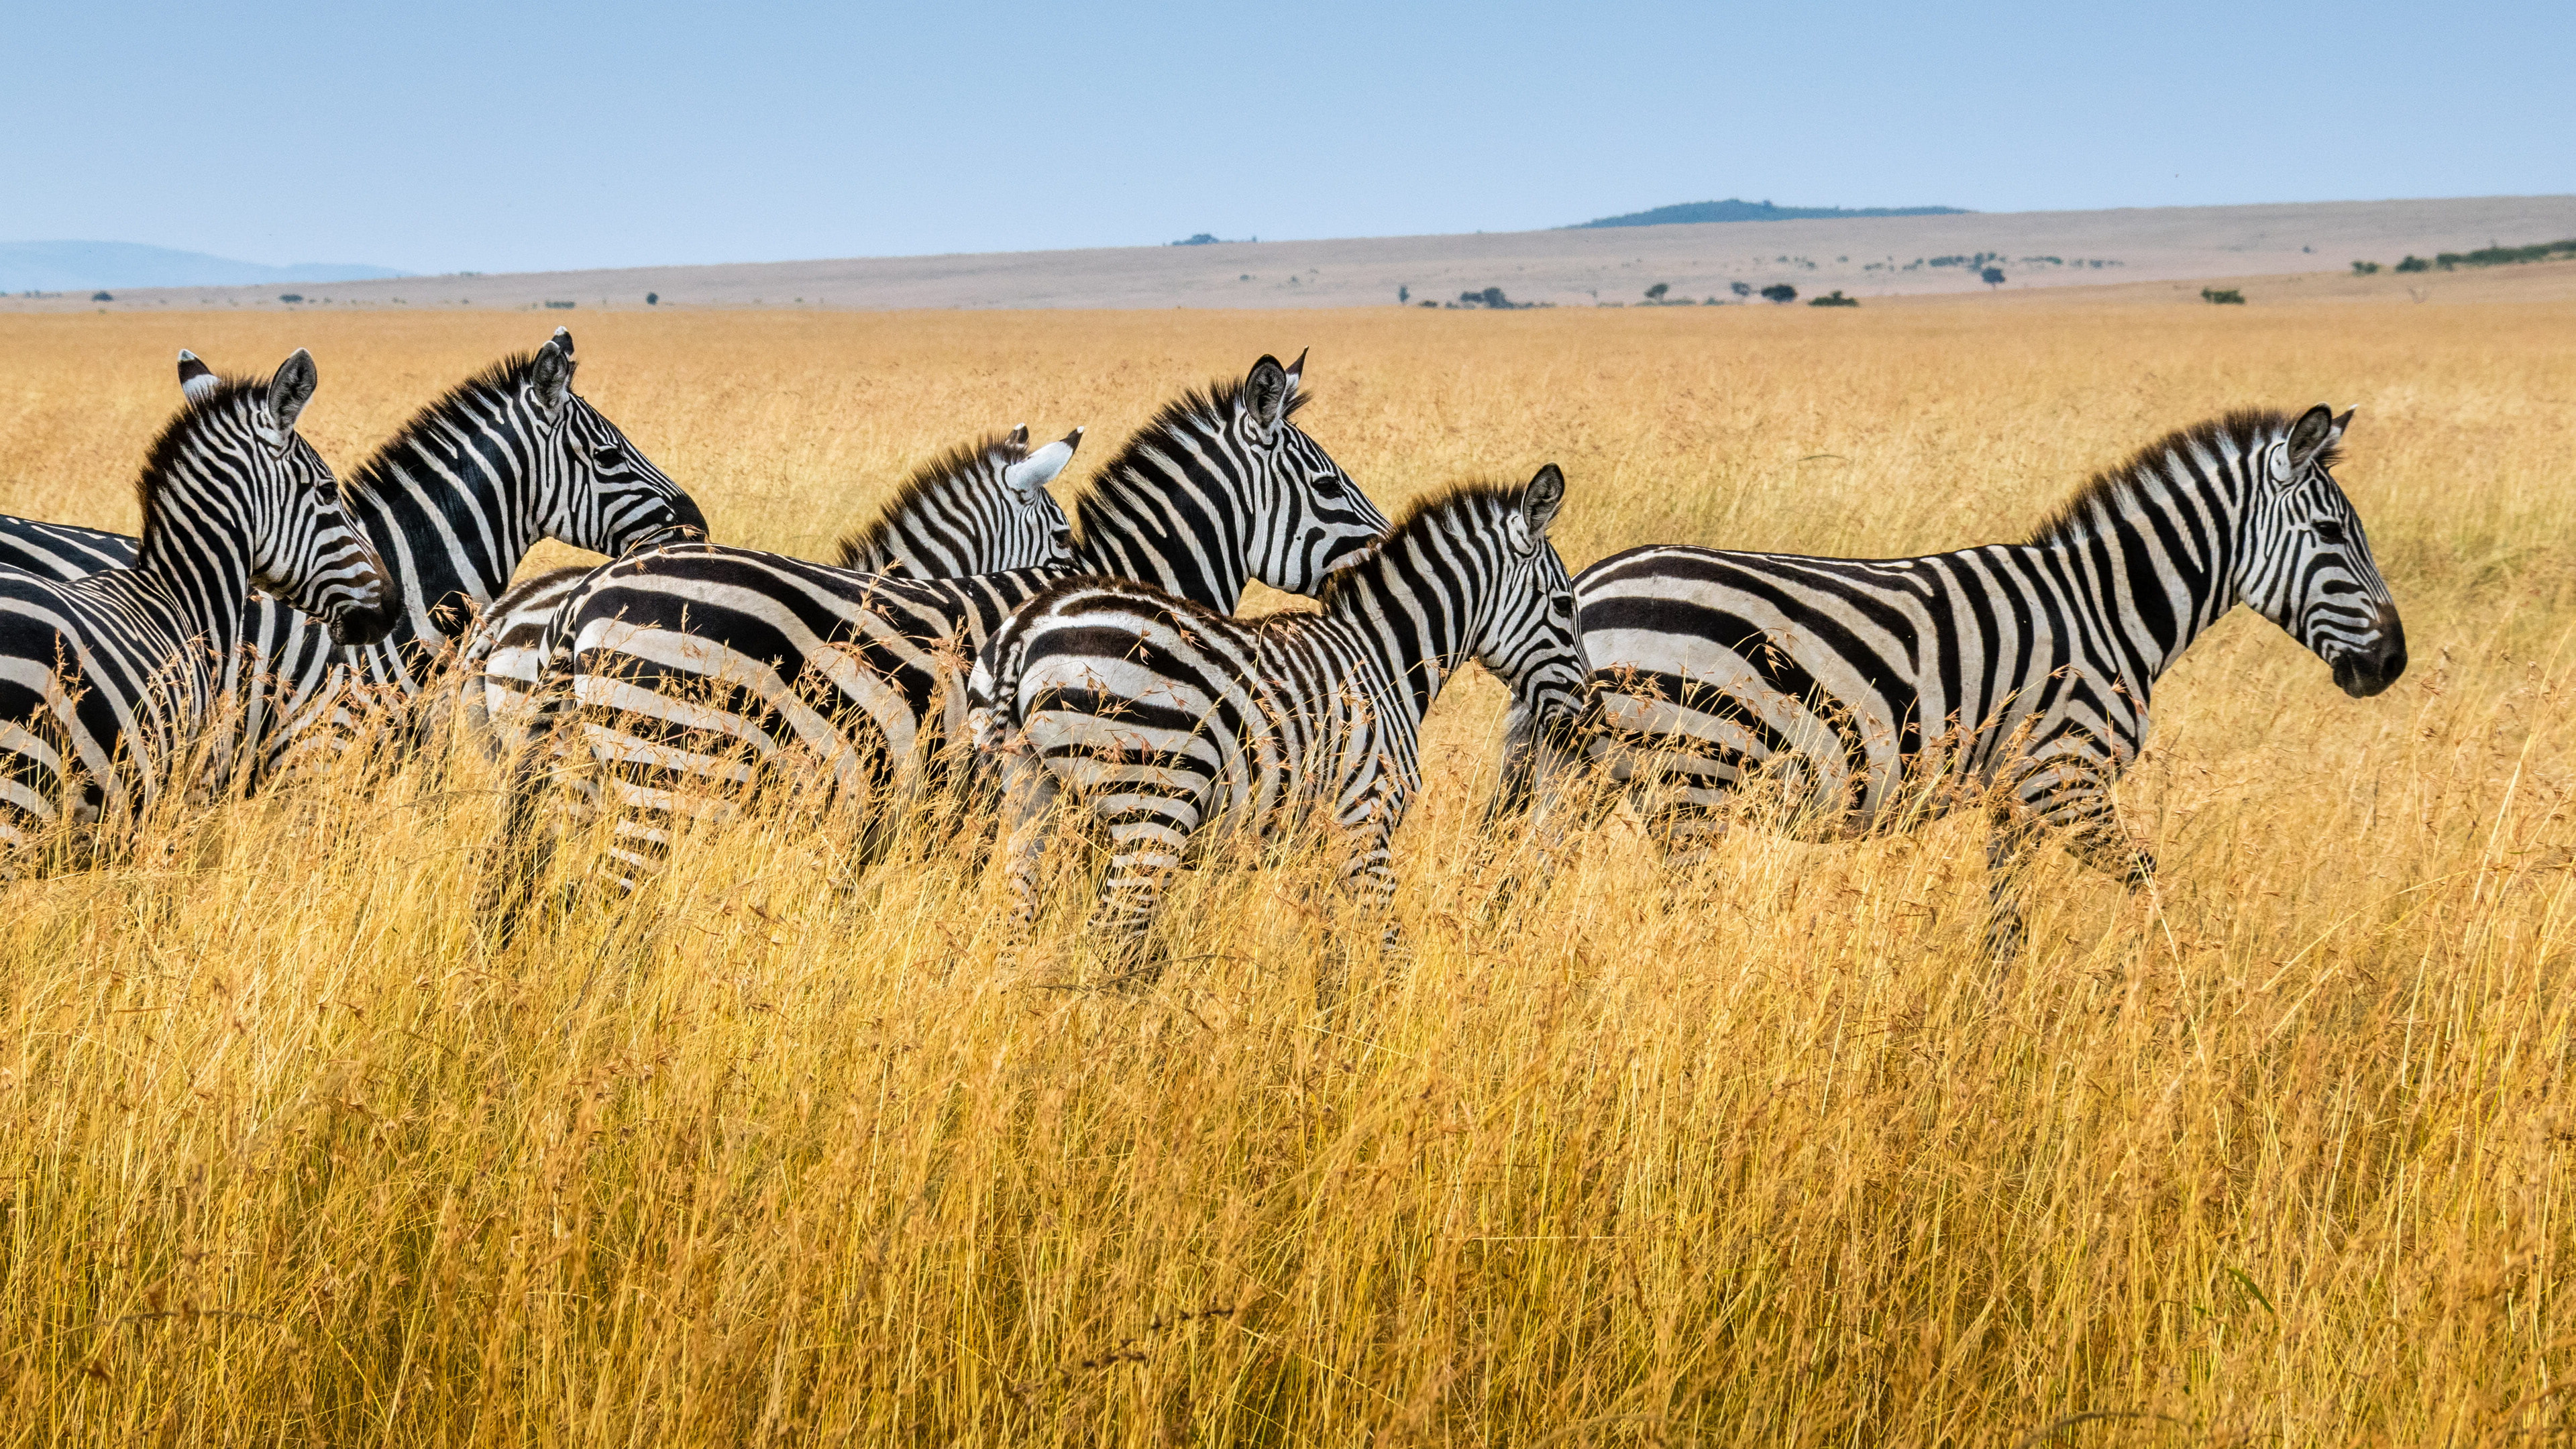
1729 281 1753 299
1644 282 1669 301
1980 267 2005 288
1760 284 1797 305
1398 285 1409 304
645 292 659 305
1808 290 1858 307
2394 255 2431 273
2200 287 2245 305
278 294 303 304
2350 262 2380 276
91 291 112 302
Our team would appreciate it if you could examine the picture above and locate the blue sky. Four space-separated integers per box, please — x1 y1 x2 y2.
7 1 2569 275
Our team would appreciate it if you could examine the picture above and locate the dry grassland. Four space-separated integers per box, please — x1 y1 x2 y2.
3 303 2574 1444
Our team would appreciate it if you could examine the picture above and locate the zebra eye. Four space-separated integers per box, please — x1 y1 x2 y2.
591 443 626 466
2314 519 2348 546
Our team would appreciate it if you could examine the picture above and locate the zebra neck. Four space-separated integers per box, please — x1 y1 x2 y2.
1323 568 1474 730
2039 472 2245 694
347 408 536 646
134 509 256 666
1070 450 1256 612
1071 531 1248 613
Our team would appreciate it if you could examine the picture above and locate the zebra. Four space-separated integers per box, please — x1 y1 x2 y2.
0 350 392 855
0 329 706 784
1493 405 2406 957
487 352 1393 919
451 423 1081 759
973 466 1585 957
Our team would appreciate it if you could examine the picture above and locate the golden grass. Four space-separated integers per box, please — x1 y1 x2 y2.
3 303 2574 1444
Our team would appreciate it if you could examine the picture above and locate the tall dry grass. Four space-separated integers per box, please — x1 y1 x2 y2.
1 302 2573 1444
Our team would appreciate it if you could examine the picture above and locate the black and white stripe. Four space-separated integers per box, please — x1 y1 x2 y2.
975 467 1585 951
0 329 706 784
488 353 1394 916
1503 405 2406 955
0 352 391 854
453 423 1080 759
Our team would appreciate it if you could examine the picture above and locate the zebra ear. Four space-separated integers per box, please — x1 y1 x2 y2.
1004 427 1083 500
2328 408 2355 447
1516 464 1566 552
1008 423 1029 447
177 350 221 404
527 336 575 419
2286 405 2337 469
1242 354 1294 436
260 349 318 441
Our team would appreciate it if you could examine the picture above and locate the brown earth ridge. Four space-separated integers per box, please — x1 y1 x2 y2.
9 195 2574 315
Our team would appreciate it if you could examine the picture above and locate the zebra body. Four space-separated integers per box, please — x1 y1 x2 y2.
976 468 1584 947
1513 405 2406 955
454 425 1079 759
0 330 705 784
490 354 1393 914
0 352 391 853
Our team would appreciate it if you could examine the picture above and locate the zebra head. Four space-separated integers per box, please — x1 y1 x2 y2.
2238 405 2405 698
832 424 1082 576
1472 464 1590 731
1232 351 1393 593
519 329 710 555
170 350 394 645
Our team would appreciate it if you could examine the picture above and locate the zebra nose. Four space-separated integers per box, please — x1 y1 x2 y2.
2332 604 2406 698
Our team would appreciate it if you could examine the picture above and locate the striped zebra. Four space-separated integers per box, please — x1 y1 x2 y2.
452 423 1081 759
1497 405 2406 957
487 353 1392 919
0 351 392 855
0 329 706 784
973 466 1585 955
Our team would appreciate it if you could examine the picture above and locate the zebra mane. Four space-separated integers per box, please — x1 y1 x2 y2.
1071 372 1313 543
2028 408 2340 547
1314 480 1520 609
134 372 269 537
342 349 551 508
830 431 1029 569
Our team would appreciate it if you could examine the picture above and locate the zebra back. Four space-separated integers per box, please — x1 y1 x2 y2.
453 422 1085 760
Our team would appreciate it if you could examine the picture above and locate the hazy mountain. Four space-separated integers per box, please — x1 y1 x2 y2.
1 241 409 292
1575 199 1971 229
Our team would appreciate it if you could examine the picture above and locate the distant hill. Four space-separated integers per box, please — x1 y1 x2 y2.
0 241 408 293
1574 199 1972 229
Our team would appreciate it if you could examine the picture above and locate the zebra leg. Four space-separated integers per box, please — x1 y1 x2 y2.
994 748 1061 937
1085 816 1188 987
482 728 561 946
1337 797 1403 948
1983 808 2039 963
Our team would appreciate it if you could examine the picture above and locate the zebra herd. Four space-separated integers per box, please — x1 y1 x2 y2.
0 331 2407 965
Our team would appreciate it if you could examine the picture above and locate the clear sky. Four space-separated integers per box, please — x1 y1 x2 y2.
8 1 2569 275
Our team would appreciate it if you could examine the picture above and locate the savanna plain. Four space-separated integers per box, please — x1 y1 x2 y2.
1 300 2573 1445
